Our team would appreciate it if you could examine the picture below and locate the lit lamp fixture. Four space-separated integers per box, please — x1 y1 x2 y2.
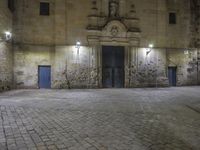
149 44 154 48
0 31 12 42
5 31 12 41
146 44 154 55
75 41 81 55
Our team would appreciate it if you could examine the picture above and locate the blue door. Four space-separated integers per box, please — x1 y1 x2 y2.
168 67 177 86
38 66 51 88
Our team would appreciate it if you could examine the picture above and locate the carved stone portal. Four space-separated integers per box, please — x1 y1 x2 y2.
87 0 141 46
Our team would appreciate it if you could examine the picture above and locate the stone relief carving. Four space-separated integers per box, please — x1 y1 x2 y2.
102 20 127 38
87 0 141 46
110 26 119 37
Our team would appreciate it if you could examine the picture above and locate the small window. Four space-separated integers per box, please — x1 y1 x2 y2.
40 2 50 16
8 0 14 12
169 12 176 24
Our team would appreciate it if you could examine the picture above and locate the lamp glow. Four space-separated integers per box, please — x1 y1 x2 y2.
75 41 81 55
76 41 81 47
5 31 12 41
149 44 154 48
146 44 154 55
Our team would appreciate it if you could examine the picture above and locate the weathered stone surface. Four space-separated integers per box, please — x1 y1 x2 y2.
167 48 200 86
11 0 199 88
0 87 199 149
127 48 168 87
0 0 13 92
13 45 54 88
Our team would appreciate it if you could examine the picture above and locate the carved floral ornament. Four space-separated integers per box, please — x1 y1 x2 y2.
110 26 119 37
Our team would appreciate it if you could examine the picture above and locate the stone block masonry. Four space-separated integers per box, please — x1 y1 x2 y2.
0 0 13 92
0 88 199 149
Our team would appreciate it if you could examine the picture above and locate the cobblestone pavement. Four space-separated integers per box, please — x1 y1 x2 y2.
0 87 199 150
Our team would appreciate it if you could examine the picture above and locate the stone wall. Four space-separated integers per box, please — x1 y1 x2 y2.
127 48 168 87
167 49 200 86
13 45 99 89
13 0 191 48
190 0 200 47
13 44 54 88
13 45 169 89
12 45 200 89
53 46 98 88
10 0 200 88
0 0 13 92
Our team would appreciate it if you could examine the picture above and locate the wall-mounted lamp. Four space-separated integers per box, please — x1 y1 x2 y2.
149 44 154 48
146 44 154 55
5 31 12 41
0 31 12 42
75 41 81 55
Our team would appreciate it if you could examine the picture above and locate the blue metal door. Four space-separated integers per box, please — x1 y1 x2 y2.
168 67 177 86
38 66 51 88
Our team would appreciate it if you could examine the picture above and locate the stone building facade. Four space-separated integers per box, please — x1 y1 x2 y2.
0 0 200 90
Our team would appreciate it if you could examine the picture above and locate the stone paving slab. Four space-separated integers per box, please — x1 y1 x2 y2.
0 87 199 150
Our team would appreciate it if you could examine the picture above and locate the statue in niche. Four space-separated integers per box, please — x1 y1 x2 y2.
109 0 119 18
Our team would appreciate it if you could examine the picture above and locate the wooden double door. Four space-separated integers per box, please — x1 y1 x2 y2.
102 46 125 88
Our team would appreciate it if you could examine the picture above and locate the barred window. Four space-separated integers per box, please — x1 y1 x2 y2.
169 12 176 24
40 2 50 16
8 0 15 12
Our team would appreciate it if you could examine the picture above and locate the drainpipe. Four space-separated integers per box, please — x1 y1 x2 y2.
197 49 199 85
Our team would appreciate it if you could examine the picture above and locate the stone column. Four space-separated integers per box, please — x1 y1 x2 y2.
124 46 131 88
101 0 109 16
119 0 126 17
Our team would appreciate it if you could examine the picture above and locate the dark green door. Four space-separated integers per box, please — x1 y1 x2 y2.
102 46 124 88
